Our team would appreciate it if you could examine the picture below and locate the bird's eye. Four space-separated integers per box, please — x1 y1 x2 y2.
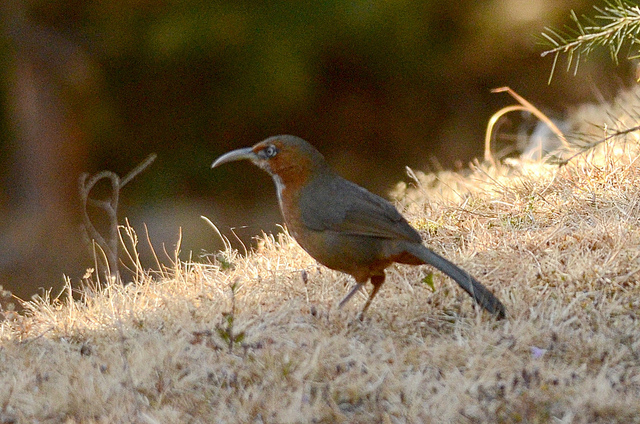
264 145 278 158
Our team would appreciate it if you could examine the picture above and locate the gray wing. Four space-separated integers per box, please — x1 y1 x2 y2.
299 173 422 243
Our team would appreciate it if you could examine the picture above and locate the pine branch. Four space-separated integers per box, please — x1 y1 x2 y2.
541 0 640 82
555 124 640 165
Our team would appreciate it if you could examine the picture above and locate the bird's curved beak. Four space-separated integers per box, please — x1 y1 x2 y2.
211 147 256 169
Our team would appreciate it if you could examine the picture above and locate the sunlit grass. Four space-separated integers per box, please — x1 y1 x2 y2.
2 114 640 422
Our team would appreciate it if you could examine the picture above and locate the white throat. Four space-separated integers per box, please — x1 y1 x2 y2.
273 174 286 209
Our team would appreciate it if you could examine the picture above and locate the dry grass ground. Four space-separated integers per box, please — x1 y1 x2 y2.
2 135 640 422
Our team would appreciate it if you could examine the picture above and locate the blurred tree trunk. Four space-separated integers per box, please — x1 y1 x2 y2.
0 0 94 298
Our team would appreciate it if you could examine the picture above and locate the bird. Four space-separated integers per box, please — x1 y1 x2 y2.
211 135 506 319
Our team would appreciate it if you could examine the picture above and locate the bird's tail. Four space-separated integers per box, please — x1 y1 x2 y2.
405 243 506 319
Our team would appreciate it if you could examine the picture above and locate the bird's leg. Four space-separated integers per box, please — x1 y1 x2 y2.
359 274 385 320
338 283 364 309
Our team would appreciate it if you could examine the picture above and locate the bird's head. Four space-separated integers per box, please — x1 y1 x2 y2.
211 135 328 183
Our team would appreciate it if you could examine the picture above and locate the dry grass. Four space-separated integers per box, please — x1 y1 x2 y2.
2 138 640 423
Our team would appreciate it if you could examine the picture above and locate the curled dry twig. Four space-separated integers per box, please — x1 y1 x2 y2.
79 153 156 283
485 87 568 164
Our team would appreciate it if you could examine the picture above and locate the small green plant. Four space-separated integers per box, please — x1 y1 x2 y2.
422 273 436 292
214 252 235 271
216 281 245 353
